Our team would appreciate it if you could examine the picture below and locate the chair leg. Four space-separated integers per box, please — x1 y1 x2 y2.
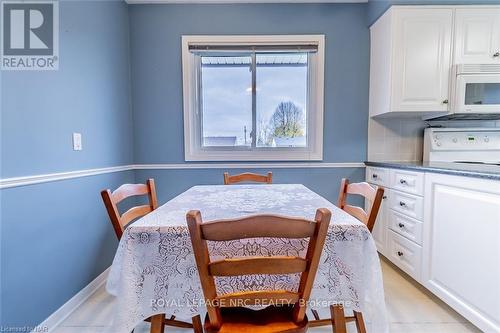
311 309 321 320
330 305 347 333
192 314 203 333
353 311 367 333
150 314 165 333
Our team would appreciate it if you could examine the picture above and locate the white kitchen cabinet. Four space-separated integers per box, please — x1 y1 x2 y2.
368 188 389 255
369 7 453 117
367 165 500 331
366 167 391 255
366 167 425 281
423 173 500 332
454 8 500 64
391 9 453 112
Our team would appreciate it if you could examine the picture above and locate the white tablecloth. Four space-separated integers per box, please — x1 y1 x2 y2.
107 184 388 332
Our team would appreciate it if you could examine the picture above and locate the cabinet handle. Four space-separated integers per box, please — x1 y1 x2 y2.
399 201 406 207
372 174 378 179
397 251 404 257
399 179 407 184
398 223 405 228
442 99 449 104
382 195 387 200
493 52 500 57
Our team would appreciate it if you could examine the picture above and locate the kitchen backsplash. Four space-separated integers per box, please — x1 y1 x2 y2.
367 117 500 162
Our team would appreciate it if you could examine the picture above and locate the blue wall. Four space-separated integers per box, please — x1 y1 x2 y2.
129 3 370 165
136 167 365 207
128 3 369 207
1 171 135 327
367 0 500 26
1 1 133 178
0 0 133 328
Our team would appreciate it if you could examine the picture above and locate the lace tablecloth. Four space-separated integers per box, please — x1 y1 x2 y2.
106 184 387 332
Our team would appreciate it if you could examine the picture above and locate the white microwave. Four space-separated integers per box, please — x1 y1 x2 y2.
455 64 500 114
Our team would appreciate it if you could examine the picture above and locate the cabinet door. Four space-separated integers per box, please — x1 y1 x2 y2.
454 8 500 64
423 173 500 332
366 186 389 255
391 8 453 112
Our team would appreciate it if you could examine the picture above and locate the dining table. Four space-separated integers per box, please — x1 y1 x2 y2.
106 184 388 332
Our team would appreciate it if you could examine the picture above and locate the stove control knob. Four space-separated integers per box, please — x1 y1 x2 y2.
452 138 458 143
436 141 442 147
484 136 490 143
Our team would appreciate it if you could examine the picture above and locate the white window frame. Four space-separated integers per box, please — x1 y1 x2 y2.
182 35 325 161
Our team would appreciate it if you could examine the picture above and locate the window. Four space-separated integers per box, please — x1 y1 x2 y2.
182 35 325 161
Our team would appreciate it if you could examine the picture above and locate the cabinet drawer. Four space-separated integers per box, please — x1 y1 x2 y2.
390 169 424 195
366 167 390 187
389 210 423 245
387 230 422 281
389 190 424 221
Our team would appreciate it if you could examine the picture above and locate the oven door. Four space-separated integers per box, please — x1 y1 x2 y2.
455 74 500 114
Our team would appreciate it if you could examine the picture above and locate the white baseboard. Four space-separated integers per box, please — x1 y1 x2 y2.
34 267 110 333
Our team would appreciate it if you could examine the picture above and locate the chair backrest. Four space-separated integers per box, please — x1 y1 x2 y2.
223 171 272 185
101 179 158 240
187 208 331 330
337 178 384 232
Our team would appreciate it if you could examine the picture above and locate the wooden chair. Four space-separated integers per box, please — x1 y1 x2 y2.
223 171 273 185
100 179 202 333
187 208 331 333
309 178 384 333
101 179 158 240
337 178 384 232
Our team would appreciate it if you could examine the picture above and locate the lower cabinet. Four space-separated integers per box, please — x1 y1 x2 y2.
423 173 500 332
367 167 424 282
367 166 500 332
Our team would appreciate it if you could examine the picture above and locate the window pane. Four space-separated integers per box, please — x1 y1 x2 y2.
465 83 500 105
201 56 252 147
256 53 308 148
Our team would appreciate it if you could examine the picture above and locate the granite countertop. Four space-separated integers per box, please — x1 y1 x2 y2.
365 161 500 181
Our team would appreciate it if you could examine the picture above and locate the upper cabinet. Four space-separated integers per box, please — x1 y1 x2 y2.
370 7 453 117
454 8 500 64
369 5 500 117
392 9 453 113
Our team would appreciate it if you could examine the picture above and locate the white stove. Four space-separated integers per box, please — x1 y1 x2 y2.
423 127 500 165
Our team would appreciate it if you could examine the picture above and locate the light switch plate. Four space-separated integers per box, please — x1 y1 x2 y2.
73 132 82 151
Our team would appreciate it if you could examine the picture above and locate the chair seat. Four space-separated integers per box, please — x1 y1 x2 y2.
204 305 308 333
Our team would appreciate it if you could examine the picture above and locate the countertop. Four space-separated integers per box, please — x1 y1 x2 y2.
364 161 500 181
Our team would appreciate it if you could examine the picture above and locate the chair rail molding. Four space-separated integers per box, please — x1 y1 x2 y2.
0 162 365 189
0 165 134 189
